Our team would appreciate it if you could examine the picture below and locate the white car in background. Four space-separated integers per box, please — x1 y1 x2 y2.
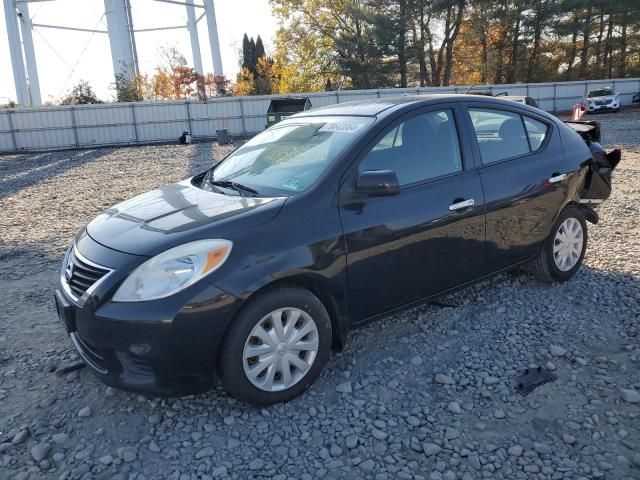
583 88 621 113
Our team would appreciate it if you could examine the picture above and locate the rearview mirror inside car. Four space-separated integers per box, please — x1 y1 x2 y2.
356 170 400 196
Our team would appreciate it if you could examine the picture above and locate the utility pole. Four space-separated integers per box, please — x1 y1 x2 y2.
3 0 29 105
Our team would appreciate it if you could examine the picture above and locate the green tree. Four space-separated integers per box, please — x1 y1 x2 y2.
61 80 103 105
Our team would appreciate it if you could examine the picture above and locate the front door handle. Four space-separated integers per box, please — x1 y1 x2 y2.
449 198 475 211
548 173 567 184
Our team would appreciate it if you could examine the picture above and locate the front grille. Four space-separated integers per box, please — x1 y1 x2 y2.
64 248 110 299
71 332 108 373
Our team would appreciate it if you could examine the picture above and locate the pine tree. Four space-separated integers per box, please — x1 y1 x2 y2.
248 37 257 73
242 34 251 71
255 36 266 61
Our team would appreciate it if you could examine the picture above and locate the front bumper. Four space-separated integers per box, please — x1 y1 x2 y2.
586 102 619 112
54 233 242 395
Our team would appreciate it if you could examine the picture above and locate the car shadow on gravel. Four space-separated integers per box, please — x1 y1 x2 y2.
0 148 115 199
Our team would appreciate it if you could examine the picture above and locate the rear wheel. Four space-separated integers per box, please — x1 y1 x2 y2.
218 286 332 405
530 206 588 282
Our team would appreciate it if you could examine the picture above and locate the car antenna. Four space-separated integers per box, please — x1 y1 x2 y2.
464 83 477 95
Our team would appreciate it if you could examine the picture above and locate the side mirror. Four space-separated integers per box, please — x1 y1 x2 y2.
356 170 400 196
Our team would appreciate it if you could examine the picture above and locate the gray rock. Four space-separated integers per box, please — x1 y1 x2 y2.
484 376 499 385
550 345 567 357
196 447 214 459
148 414 162 425
468 453 481 470
372 428 388 440
359 459 375 472
11 429 29 444
507 445 523 457
52 433 68 444
448 402 461 414
423 443 442 456
78 406 92 417
212 465 228 478
346 434 359 449
444 427 460 440
493 409 506 419
406 415 421 427
435 374 455 385
411 355 423 366
620 388 640 403
99 455 113 465
55 359 85 375
249 458 264 470
562 434 576 445
121 449 136 462
534 442 551 455
30 442 50 462
336 381 353 393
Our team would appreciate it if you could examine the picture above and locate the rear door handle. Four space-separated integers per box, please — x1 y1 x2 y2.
548 173 567 184
449 199 475 211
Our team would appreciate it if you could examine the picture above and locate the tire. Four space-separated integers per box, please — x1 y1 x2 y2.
218 286 332 405
529 206 588 283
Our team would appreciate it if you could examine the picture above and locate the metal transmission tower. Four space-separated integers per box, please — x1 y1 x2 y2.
154 0 223 76
104 0 138 80
3 0 42 105
2 0 224 106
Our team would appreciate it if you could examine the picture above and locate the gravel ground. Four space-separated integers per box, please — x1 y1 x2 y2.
1 110 639 480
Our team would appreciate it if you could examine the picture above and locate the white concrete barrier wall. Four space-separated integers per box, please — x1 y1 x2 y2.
1 78 638 153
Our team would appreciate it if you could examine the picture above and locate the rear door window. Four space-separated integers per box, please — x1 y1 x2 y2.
468 109 529 164
469 108 550 165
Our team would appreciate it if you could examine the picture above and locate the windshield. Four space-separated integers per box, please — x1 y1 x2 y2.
588 89 613 98
208 115 374 196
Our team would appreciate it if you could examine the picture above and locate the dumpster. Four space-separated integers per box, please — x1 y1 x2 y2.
266 97 312 127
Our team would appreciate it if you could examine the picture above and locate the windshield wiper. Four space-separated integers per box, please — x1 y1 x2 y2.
210 179 259 196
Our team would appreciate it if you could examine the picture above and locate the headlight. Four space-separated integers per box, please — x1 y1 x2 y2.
112 239 232 302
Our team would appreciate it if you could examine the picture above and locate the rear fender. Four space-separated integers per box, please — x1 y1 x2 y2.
580 143 621 202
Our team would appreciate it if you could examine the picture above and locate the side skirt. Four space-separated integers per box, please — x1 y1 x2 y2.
349 257 537 330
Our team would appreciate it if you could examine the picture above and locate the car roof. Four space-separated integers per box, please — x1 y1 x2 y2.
293 94 550 120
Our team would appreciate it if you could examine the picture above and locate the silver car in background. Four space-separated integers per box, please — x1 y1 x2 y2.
583 88 620 113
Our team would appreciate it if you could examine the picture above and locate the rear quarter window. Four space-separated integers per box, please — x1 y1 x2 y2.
523 116 549 151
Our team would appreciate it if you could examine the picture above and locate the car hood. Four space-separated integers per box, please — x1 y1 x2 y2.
87 179 286 256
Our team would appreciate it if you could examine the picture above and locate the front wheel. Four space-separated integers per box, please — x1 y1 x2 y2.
218 286 332 405
529 206 588 282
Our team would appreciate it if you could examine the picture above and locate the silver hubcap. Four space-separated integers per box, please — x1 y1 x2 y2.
242 308 319 392
553 217 584 271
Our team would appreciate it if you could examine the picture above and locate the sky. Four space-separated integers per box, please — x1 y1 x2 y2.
0 0 279 104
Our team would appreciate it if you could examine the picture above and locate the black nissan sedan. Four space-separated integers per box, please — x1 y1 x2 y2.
55 95 620 405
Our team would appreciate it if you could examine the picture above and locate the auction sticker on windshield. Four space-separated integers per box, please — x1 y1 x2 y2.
319 122 364 134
